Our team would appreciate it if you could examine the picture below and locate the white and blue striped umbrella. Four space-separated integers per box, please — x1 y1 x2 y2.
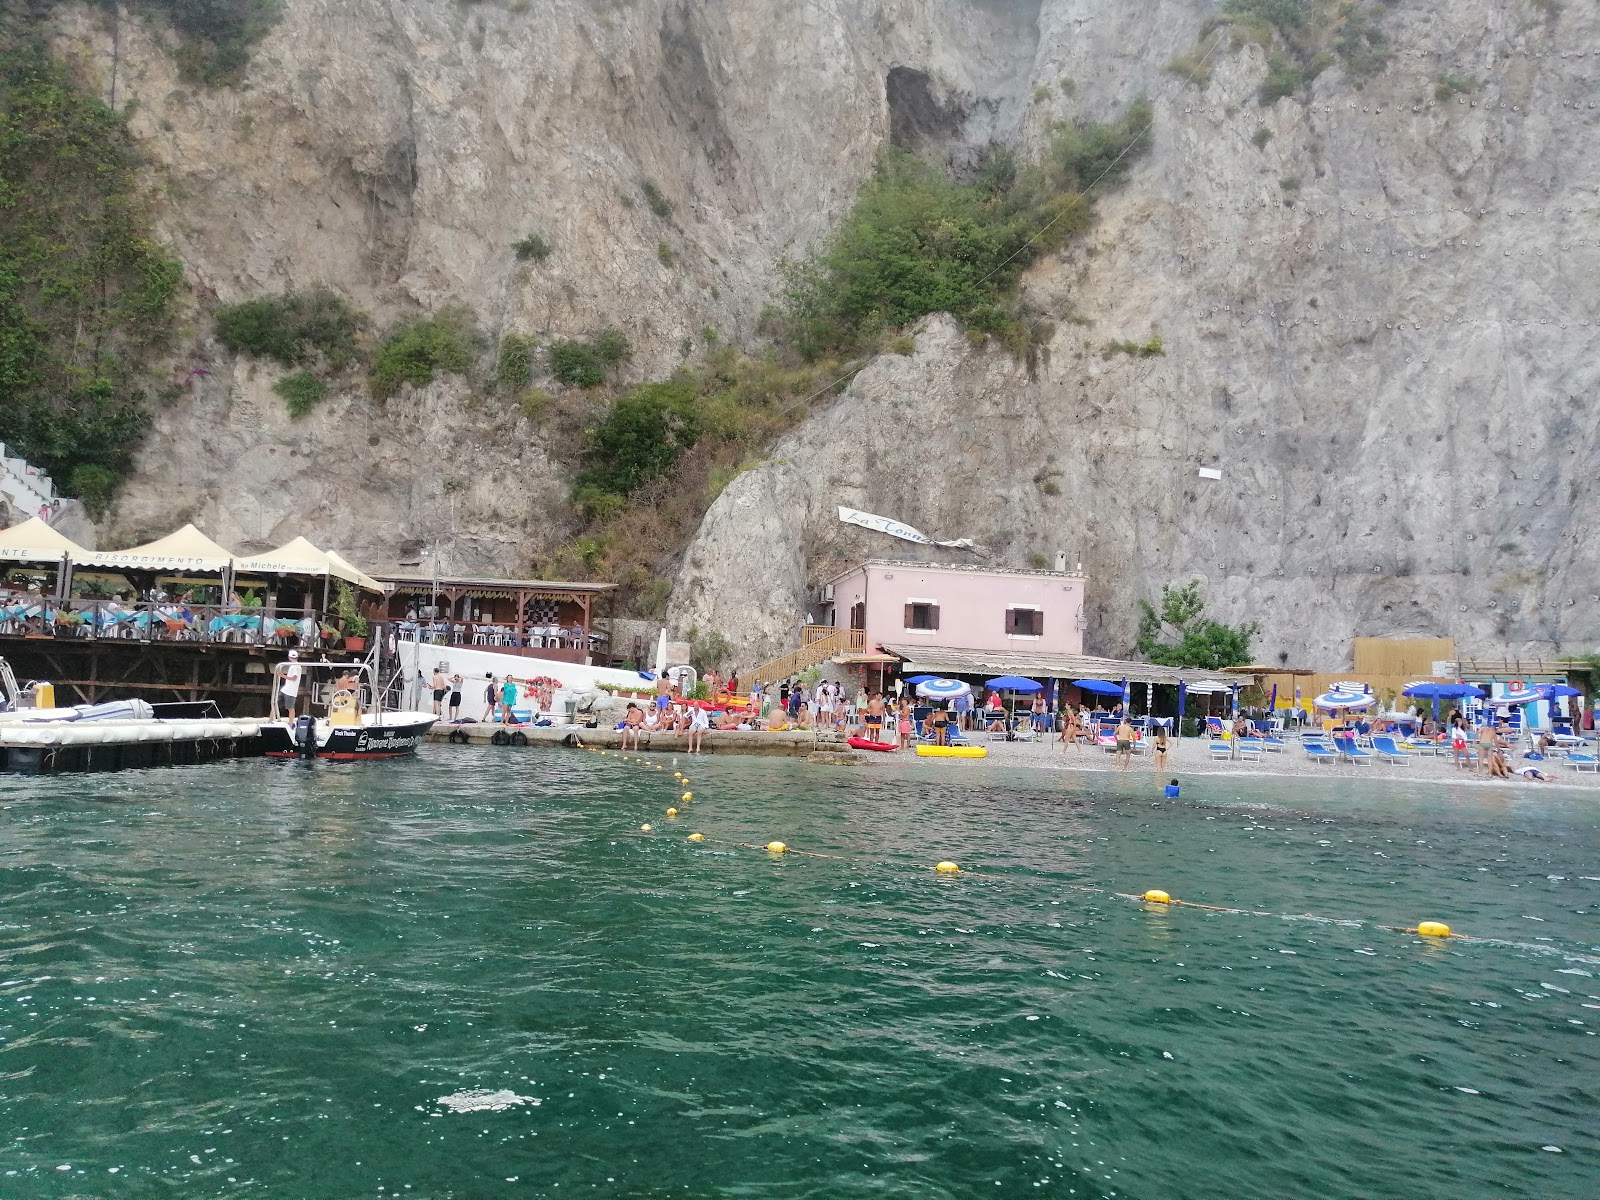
915 678 972 700
1493 684 1542 705
1314 690 1375 710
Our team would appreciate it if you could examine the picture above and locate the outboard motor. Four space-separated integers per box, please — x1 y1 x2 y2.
293 715 318 758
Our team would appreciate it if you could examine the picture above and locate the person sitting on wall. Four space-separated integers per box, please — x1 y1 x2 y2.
620 702 644 749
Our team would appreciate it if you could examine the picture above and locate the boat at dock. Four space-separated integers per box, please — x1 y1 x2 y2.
0 657 264 774
259 657 435 760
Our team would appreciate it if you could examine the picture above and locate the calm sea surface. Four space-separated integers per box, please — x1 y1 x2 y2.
1 747 1596 1198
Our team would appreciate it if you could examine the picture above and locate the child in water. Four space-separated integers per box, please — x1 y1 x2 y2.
1164 778 1180 799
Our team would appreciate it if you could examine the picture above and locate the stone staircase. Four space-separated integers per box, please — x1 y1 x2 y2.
0 443 65 523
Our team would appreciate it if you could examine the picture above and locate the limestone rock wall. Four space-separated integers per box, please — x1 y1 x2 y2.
40 0 1599 667
669 0 1600 668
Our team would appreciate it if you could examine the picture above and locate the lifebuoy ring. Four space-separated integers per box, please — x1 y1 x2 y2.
509 731 528 747
490 729 511 746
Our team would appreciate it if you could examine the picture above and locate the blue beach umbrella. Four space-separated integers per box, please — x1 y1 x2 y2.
1073 679 1124 697
985 675 1043 694
903 674 937 685
1121 678 1132 711
1542 684 1582 698
915 678 972 701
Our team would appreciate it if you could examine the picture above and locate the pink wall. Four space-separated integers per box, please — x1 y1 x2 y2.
827 563 1084 655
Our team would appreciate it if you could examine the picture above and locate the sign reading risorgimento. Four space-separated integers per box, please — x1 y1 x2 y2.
836 507 985 554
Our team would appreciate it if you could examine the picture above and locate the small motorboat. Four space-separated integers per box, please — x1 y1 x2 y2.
260 657 435 760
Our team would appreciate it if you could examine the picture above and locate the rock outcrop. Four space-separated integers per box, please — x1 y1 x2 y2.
39 0 1599 665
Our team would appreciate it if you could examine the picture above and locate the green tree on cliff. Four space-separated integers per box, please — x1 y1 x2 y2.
1135 582 1258 670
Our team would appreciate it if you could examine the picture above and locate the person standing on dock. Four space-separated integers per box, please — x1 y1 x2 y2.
483 675 499 722
430 668 449 718
447 673 463 723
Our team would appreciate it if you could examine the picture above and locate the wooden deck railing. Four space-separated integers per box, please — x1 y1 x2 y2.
751 627 866 683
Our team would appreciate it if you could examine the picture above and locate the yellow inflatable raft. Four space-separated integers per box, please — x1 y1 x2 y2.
916 744 987 759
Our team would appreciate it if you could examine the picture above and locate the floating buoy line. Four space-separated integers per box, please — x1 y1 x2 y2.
572 738 1600 960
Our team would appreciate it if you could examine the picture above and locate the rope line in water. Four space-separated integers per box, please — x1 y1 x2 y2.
575 739 1600 959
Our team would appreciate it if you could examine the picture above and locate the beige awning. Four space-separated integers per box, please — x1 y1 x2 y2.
324 549 384 593
74 523 234 572
0 516 87 563
233 535 337 577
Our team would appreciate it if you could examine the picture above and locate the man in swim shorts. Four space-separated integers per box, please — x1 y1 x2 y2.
863 691 885 742
431 668 449 718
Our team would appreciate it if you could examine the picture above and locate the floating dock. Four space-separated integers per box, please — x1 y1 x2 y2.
430 722 845 758
0 720 265 775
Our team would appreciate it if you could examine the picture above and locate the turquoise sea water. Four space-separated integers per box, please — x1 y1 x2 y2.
1 747 1596 1198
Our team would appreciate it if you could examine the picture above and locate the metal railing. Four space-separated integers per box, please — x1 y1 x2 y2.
0 598 347 649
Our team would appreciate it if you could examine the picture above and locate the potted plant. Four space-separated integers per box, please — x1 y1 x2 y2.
334 581 369 651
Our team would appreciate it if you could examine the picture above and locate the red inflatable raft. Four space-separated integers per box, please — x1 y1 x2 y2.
847 736 898 752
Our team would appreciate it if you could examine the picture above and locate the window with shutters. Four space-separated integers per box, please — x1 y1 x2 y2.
1006 607 1043 637
904 602 939 631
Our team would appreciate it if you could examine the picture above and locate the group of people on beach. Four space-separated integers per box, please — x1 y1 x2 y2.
424 669 553 727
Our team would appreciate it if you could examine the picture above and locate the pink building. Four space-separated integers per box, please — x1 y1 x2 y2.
816 560 1086 657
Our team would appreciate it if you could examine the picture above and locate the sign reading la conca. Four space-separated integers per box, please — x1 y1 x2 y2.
837 506 985 554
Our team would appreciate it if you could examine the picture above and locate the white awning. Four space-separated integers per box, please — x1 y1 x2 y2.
0 516 86 563
881 644 1230 687
233 535 336 576
73 523 234 572
324 549 385 593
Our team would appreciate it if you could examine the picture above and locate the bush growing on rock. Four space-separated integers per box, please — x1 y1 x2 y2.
215 287 365 369
774 97 1149 359
0 38 178 498
549 328 631 388
272 370 328 418
368 304 479 400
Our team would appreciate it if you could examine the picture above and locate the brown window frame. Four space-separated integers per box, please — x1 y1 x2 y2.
904 602 940 631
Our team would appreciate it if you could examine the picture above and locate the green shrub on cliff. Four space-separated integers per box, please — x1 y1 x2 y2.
0 37 180 497
1197 0 1391 103
774 97 1150 359
548 328 631 388
215 287 365 369
368 304 479 399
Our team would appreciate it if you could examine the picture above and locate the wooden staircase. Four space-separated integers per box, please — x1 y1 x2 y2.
750 626 865 682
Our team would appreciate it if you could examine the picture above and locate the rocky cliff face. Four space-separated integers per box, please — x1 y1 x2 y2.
56 0 1042 565
49 0 1599 665
669 0 1600 668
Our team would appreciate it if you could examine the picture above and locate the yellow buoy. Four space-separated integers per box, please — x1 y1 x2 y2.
640 823 652 832
934 861 960 874
687 833 704 843
1143 889 1172 904
673 772 683 780
766 841 787 854
682 791 693 803
1417 921 1452 938
666 807 678 817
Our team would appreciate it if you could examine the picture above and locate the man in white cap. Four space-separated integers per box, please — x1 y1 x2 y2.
281 650 305 717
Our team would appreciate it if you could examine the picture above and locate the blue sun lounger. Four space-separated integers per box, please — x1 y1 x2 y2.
1304 742 1338 764
1566 753 1598 773
1370 736 1412 764
1333 735 1374 764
